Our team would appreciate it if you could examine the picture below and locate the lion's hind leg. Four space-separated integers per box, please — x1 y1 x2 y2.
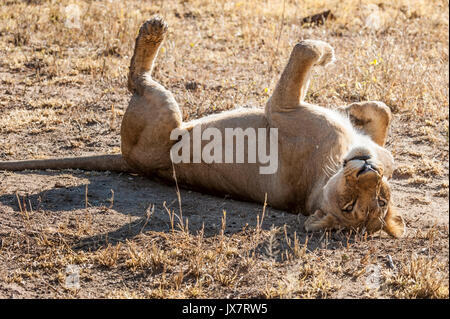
122 17 182 173
128 16 168 94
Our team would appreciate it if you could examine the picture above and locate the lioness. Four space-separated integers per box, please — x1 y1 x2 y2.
0 17 405 237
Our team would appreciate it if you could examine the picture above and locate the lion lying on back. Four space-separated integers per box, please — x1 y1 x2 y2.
0 16 405 237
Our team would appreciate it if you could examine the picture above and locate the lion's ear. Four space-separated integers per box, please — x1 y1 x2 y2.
383 206 405 238
304 209 338 232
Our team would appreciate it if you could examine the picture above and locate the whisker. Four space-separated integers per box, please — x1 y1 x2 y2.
324 163 337 178
378 215 386 227
322 166 332 178
329 156 340 169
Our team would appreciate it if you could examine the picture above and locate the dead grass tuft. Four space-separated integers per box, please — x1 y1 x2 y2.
384 255 449 298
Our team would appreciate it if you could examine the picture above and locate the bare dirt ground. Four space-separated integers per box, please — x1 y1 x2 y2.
0 0 448 298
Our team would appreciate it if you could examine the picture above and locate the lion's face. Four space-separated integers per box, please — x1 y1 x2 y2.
305 146 405 237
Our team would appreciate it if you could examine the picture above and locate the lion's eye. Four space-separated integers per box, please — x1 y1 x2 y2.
342 201 355 213
378 198 387 207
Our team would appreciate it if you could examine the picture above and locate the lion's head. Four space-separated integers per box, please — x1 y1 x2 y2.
305 146 405 237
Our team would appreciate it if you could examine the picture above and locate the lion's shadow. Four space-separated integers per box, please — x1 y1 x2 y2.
1 170 327 253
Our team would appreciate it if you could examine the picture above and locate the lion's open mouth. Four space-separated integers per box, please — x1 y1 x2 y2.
356 162 379 176
343 154 381 177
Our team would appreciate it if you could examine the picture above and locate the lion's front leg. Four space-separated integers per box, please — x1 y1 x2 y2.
340 101 392 147
266 40 335 112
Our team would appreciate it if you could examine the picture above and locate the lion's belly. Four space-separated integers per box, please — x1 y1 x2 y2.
156 108 288 206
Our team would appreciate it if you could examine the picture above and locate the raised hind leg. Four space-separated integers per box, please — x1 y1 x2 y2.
121 17 182 173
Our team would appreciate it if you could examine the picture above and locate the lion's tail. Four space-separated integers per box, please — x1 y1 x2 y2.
0 154 132 172
128 16 168 94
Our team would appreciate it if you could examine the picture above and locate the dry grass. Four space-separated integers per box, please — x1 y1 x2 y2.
3 206 446 298
384 254 449 298
0 0 448 298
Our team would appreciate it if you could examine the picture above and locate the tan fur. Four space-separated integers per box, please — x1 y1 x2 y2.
0 17 405 237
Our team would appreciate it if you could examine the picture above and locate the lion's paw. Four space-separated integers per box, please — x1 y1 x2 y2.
294 40 335 67
138 16 168 44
